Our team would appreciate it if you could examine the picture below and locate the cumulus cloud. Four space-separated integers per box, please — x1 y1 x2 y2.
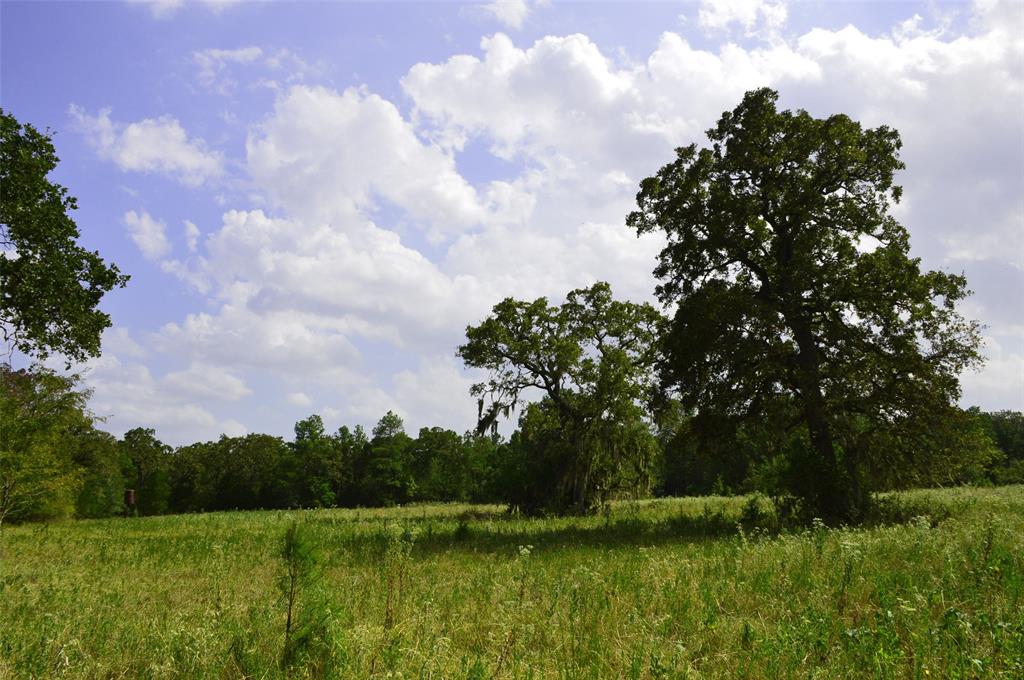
788 11 1024 272
247 85 487 235
162 363 253 401
123 209 171 260
151 208 492 420
67 339 253 443
697 0 788 38
155 299 364 380
479 0 535 29
961 334 1024 411
220 419 249 437
69 105 223 185
127 0 183 19
184 220 201 252
403 11 1021 342
403 32 818 173
389 355 480 434
81 354 227 443
286 392 313 407
102 327 147 359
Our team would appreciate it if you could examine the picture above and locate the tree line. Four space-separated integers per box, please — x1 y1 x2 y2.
2 362 1021 525
3 90 1020 525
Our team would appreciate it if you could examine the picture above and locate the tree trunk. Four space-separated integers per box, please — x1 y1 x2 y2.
790 317 865 523
573 448 594 515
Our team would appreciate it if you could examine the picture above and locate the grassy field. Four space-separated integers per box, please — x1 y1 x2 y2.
1 486 1022 679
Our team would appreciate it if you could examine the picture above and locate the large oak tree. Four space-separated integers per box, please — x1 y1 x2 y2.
628 89 983 523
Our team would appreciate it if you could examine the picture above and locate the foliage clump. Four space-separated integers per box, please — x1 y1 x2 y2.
1 110 128 364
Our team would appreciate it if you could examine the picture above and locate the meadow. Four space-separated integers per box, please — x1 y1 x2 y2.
1 486 1022 679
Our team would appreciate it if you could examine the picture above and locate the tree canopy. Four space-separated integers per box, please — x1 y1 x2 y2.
628 88 983 523
458 282 664 514
1 110 128 363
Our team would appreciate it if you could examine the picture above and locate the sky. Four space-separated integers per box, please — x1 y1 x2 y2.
2 0 1022 445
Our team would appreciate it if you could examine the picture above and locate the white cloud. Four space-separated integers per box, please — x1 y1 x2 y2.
221 418 249 437
403 32 817 172
480 0 533 29
162 363 252 401
190 46 313 94
697 0 788 38
70 106 223 185
150 207 494 407
155 299 364 376
961 335 1024 411
287 392 313 407
81 355 222 443
184 220 201 252
67 349 255 444
193 46 263 93
787 10 1024 274
400 31 818 304
130 0 241 20
128 0 182 19
102 327 147 359
247 85 486 235
389 355 479 434
403 12 1020 313
123 209 171 260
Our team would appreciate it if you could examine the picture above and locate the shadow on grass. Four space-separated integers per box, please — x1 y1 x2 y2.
324 508 753 560
314 492 959 560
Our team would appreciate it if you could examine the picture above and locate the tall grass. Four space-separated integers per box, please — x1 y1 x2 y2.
1 486 1021 678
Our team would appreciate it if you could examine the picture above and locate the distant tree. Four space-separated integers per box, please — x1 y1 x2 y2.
411 427 470 502
291 415 343 508
120 428 172 515
977 410 1024 462
460 432 506 503
458 282 663 514
73 429 127 518
0 110 128 364
975 410 1024 484
169 440 219 513
220 434 289 510
333 424 366 505
628 88 983 522
361 411 415 506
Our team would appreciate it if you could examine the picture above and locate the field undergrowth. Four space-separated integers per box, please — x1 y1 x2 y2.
1 486 1022 679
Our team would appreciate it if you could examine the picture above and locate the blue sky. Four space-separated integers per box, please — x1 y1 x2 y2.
2 0 1022 444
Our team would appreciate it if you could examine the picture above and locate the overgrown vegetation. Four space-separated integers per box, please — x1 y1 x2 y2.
1 487 1021 677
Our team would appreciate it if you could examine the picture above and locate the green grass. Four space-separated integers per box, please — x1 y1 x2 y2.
2 486 1022 679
